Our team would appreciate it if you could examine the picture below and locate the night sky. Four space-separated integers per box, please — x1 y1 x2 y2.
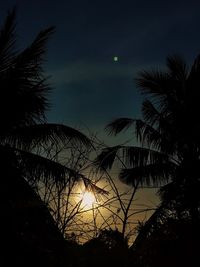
1 0 200 143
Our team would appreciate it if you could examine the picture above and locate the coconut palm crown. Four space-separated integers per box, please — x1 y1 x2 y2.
95 54 200 224
0 9 96 189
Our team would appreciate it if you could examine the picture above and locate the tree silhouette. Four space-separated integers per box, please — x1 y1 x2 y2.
80 229 130 267
95 54 200 231
0 9 92 186
0 9 92 266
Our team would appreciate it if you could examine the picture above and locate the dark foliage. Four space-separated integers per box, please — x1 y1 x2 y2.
95 54 200 266
78 229 132 267
131 217 200 267
0 9 92 266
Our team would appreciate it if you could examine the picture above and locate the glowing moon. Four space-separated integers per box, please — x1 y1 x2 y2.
82 191 96 208
113 56 118 62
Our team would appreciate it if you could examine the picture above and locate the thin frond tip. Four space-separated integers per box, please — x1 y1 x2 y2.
105 118 135 135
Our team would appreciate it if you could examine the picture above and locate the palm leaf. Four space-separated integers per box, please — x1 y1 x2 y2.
142 100 162 126
119 162 176 187
105 118 136 135
105 117 161 148
135 70 171 98
134 120 160 147
106 118 147 144
1 26 55 130
94 144 173 173
16 148 79 184
121 145 170 167
82 177 108 196
166 54 188 80
139 106 178 154
135 69 183 116
94 146 122 170
3 123 91 149
15 148 107 195
0 8 16 72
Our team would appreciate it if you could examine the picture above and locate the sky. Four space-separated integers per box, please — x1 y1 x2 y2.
1 0 200 142
2 0 199 239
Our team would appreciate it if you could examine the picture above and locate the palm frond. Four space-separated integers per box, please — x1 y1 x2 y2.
82 177 109 196
139 106 177 154
13 26 55 117
3 123 91 149
121 145 172 168
166 54 188 80
134 120 161 148
142 100 162 126
119 162 175 187
94 143 173 174
16 148 79 184
15 148 106 195
94 146 122 170
136 69 184 117
0 8 16 72
136 120 177 155
105 118 163 149
105 118 136 135
105 118 153 145
135 70 171 98
1 27 55 129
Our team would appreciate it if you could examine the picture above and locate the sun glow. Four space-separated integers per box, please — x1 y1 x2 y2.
81 191 96 208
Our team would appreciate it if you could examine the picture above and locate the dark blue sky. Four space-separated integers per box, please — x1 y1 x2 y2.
1 0 200 142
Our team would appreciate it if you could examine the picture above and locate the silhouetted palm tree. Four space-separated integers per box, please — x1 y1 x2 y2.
0 9 93 189
0 9 97 266
95 54 200 226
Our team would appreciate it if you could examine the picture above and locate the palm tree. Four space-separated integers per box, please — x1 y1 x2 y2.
0 9 108 266
95 54 200 230
0 8 105 237
0 9 95 188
